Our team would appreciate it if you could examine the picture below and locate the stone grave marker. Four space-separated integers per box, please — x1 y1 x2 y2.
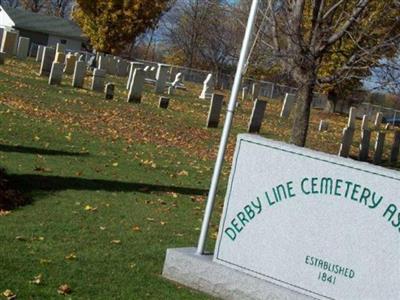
104 83 115 100
127 62 144 89
374 112 383 130
36 45 44 62
338 107 357 158
16 37 30 59
155 64 169 94
159 96 170 109
280 93 296 118
206 93 224 128
242 87 248 101
39 47 56 76
48 62 63 85
1 30 18 57
127 68 145 103
56 43 65 53
359 115 371 161
64 54 77 75
373 131 386 165
251 83 260 101
72 61 86 88
318 120 329 132
199 74 214 99
91 68 106 92
247 99 267 133
390 130 400 163
54 52 65 64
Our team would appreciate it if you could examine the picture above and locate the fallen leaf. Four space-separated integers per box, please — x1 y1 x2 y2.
2 289 16 300
111 240 121 244
84 205 97 212
57 284 72 295
132 225 141 232
65 253 77 260
112 162 118 167
29 274 43 285
177 170 189 176
15 236 27 241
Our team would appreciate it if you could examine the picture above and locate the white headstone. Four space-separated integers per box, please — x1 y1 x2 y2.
199 74 214 99
280 93 296 118
155 64 169 94
91 68 106 92
72 61 86 88
127 68 145 103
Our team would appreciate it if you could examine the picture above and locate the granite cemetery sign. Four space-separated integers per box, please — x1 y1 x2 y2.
214 134 399 300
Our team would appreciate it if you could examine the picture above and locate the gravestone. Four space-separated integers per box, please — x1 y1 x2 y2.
1 30 18 57
374 112 383 130
172 72 183 87
36 45 44 62
359 115 371 161
56 43 65 53
116 59 129 77
104 83 114 100
16 37 30 59
280 93 296 118
91 68 106 92
127 62 144 90
29 43 38 57
248 99 267 133
155 64 169 94
206 93 224 128
159 96 170 109
373 131 386 165
127 68 145 103
199 74 214 99
347 106 357 128
64 54 76 75
390 130 400 163
251 83 260 101
98 55 106 71
163 134 400 300
48 62 63 85
54 51 65 64
0 52 5 65
242 87 248 101
72 61 86 88
338 107 357 158
39 47 56 76
318 120 329 132
338 126 355 158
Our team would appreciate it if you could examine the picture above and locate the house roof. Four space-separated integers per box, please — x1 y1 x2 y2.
1 6 87 41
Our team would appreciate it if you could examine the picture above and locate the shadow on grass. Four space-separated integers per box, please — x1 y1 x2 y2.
0 169 31 210
8 173 208 196
0 144 89 156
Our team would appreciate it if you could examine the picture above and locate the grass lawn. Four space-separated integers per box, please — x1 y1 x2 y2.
0 58 398 299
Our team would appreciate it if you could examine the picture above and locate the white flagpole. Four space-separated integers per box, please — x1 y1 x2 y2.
196 0 260 255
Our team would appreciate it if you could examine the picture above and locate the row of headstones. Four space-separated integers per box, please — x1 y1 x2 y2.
38 44 186 104
206 94 267 133
338 107 400 164
0 30 32 64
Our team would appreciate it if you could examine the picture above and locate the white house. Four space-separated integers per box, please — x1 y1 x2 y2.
0 5 87 52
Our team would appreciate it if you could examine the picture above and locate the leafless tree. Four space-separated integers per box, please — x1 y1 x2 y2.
248 0 400 146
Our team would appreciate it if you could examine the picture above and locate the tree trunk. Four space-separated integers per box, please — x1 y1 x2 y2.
290 79 316 147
